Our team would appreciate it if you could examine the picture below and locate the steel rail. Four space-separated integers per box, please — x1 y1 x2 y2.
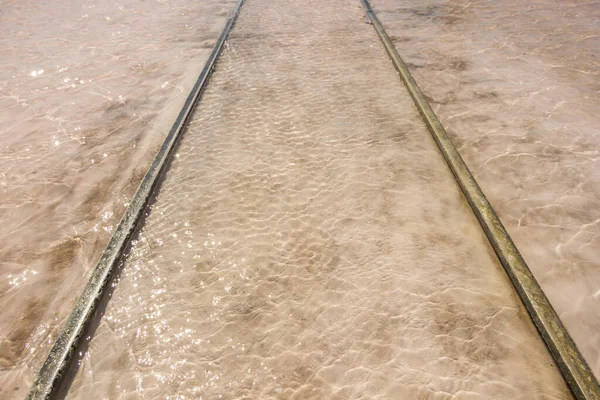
25 1 245 398
359 0 600 398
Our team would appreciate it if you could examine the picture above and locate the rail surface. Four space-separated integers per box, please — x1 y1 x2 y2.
359 0 600 399
25 1 245 398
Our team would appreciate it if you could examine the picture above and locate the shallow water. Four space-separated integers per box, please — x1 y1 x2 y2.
370 0 600 376
0 0 235 397
65 0 571 398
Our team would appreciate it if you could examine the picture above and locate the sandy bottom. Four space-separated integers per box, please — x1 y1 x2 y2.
0 0 236 397
65 0 571 398
370 0 600 376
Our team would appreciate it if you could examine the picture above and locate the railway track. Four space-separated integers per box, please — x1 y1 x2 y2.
26 0 599 398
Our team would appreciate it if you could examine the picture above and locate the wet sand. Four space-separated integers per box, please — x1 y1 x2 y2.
66 0 571 398
369 0 600 376
0 0 235 397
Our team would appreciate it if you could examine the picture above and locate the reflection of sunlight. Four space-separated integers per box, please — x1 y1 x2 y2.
7 269 39 288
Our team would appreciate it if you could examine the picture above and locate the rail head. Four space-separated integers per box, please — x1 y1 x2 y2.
25 1 245 398
359 0 600 399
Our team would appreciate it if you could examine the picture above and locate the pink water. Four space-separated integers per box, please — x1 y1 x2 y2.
0 0 235 397
65 0 570 397
1 0 596 398
370 0 600 376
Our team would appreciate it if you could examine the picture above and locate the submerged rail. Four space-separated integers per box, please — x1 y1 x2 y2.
24 0 599 398
359 0 600 399
25 1 245 398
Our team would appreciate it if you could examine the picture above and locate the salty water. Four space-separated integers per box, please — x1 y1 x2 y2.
64 0 570 398
1 0 596 398
0 0 235 397
370 0 600 376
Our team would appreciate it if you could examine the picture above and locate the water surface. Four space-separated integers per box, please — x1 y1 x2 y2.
67 0 571 397
370 0 600 375
0 0 235 396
